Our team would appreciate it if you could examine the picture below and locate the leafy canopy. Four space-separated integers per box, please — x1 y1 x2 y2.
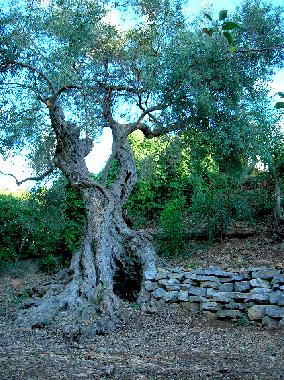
0 0 283 181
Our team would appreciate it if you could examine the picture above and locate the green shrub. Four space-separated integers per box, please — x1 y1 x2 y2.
158 196 187 255
39 253 62 273
0 179 86 271
189 173 273 241
0 191 25 267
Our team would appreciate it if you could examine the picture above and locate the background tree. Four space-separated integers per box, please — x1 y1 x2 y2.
0 0 283 336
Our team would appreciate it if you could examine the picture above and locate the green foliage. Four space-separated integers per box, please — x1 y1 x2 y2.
159 196 187 255
0 191 25 266
238 313 249 327
189 173 273 241
39 253 62 273
275 92 284 109
219 10 228 21
62 184 86 256
0 179 85 270
126 132 191 228
126 125 276 253
0 0 283 264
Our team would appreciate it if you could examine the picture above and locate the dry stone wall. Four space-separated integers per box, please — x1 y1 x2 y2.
143 266 284 328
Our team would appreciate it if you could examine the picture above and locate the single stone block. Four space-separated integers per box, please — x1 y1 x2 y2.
188 287 206 297
170 272 184 280
183 272 194 279
217 310 243 319
189 296 204 302
250 278 271 288
272 275 284 285
171 267 183 273
248 305 265 320
192 268 231 277
184 278 194 284
251 269 280 280
250 287 271 294
262 305 284 319
180 283 193 291
166 285 181 291
246 291 272 304
203 311 217 319
163 291 179 302
234 281 251 292
188 274 222 282
232 292 248 300
217 277 235 283
152 288 167 299
249 266 269 272
207 290 233 303
158 278 180 287
227 274 247 282
224 302 247 310
178 290 189 302
270 291 284 306
200 281 220 289
218 283 234 292
248 305 284 320
144 281 158 292
262 316 279 328
202 301 220 311
145 269 157 281
156 268 169 280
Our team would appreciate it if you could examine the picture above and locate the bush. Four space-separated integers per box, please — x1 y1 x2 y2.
189 173 273 241
0 179 86 270
157 196 188 256
0 191 25 267
39 253 62 273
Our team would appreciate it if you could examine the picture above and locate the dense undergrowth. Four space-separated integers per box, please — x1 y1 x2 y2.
0 156 281 272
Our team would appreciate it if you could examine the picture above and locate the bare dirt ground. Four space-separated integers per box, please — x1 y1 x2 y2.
0 236 283 380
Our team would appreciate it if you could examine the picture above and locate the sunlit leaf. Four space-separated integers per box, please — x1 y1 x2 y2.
229 46 237 53
219 10 228 21
277 92 284 98
223 31 233 45
204 13 213 21
222 21 240 30
275 102 284 109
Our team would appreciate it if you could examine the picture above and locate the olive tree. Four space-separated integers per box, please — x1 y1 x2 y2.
0 0 283 336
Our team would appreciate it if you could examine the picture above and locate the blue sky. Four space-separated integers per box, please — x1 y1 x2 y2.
0 0 283 191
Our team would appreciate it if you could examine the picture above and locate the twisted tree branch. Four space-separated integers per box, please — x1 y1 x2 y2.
0 166 55 186
7 61 55 94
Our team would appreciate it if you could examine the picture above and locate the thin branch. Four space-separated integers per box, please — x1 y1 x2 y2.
0 166 55 186
0 82 48 104
8 61 55 93
125 103 166 136
237 44 284 54
136 103 165 125
55 84 84 97
98 82 145 95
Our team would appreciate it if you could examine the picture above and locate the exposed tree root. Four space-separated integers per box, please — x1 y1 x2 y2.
15 223 157 340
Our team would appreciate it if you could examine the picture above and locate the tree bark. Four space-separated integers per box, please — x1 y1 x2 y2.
16 98 157 339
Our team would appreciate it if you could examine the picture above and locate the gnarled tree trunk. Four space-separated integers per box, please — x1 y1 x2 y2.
16 98 157 338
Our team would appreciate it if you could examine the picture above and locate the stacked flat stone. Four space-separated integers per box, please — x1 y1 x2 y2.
143 266 284 328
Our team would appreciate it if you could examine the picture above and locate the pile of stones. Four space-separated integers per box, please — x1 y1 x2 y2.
143 266 284 327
